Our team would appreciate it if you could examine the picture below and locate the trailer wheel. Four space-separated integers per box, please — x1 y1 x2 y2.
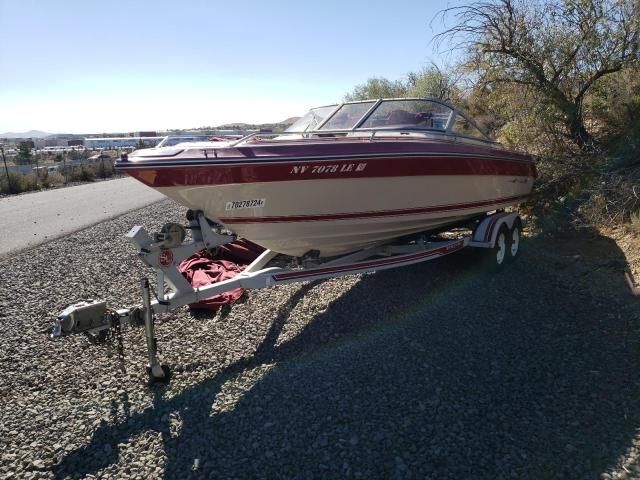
490 225 510 270
507 218 522 262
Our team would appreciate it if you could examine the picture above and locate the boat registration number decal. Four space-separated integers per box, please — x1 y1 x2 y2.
225 198 266 211
290 162 367 175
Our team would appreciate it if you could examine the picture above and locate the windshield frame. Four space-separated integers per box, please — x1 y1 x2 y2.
356 98 454 132
283 97 492 142
317 99 382 131
285 104 339 133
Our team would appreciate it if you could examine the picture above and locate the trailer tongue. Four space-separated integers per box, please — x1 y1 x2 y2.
51 209 523 384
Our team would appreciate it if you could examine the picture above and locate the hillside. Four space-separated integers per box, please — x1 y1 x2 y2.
0 130 52 139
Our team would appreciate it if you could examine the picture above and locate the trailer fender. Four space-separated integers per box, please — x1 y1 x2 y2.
469 212 521 249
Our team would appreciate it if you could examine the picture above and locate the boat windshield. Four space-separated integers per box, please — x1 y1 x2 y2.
450 114 488 139
285 105 336 132
359 99 453 130
157 135 213 147
282 98 490 140
319 101 376 130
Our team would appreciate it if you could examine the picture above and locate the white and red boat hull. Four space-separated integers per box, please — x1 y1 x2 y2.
117 138 536 257
155 175 530 256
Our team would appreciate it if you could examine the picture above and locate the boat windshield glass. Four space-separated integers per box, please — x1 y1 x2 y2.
285 105 336 132
359 99 453 130
319 101 376 130
451 114 488 139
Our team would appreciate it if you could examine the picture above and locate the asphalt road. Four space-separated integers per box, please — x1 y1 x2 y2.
0 177 165 257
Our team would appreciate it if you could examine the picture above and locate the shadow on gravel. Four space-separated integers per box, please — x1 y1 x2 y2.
54 228 640 479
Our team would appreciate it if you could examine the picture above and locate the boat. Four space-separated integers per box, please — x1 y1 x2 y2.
55 97 536 382
115 98 536 258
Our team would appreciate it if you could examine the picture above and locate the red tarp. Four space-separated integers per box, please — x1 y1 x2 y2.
178 239 265 311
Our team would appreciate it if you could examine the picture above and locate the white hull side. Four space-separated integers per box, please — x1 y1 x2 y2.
158 175 533 256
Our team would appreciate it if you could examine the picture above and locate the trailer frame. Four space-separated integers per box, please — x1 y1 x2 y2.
51 209 523 383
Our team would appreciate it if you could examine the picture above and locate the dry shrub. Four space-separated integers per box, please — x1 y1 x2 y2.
41 171 65 188
529 156 640 231
579 167 640 227
0 171 39 194
522 151 599 231
95 159 114 178
63 164 96 182
23 173 41 191
631 210 640 232
0 172 21 194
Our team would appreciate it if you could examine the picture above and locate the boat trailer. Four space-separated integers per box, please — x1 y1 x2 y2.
51 210 523 384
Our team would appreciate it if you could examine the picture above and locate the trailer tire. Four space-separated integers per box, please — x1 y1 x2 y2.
488 225 510 270
507 218 522 262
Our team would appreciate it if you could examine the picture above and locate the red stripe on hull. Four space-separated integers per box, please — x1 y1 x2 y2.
119 155 536 188
220 194 530 224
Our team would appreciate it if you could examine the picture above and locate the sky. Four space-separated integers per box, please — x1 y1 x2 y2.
0 0 458 134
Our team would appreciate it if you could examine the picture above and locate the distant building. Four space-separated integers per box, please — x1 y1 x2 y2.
136 131 157 137
67 139 84 147
84 136 164 149
170 129 258 137
40 145 85 153
31 134 84 149
34 138 66 148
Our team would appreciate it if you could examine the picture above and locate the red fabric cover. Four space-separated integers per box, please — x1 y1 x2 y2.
178 239 265 311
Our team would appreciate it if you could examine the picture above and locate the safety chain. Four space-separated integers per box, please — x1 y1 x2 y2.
84 311 127 374
105 312 127 374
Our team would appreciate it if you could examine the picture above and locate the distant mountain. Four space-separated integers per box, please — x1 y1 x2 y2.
0 130 52 139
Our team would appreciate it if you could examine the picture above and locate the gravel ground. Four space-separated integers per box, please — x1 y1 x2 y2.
1 199 639 480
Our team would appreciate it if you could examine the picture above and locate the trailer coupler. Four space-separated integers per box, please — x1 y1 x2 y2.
51 300 144 338
50 288 169 384
49 210 238 384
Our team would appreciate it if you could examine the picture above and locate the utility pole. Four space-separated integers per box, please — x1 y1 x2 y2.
33 143 39 187
1 146 12 194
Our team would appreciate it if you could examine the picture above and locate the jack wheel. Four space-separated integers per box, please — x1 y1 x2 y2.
147 365 171 386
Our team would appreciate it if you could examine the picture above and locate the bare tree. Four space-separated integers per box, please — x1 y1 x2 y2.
435 0 640 149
